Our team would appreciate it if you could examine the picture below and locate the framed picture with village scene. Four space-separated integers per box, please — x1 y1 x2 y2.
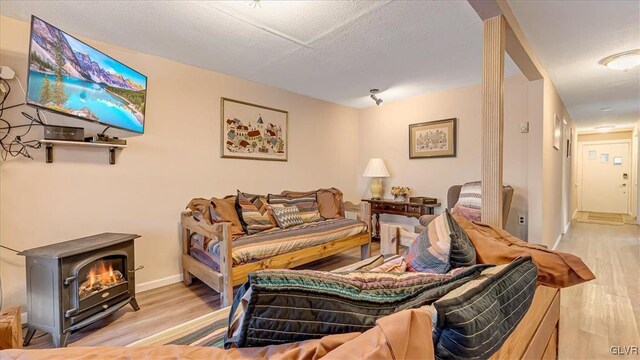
220 98 288 161
409 118 457 159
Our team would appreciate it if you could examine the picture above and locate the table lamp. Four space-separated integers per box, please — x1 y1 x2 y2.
363 158 390 199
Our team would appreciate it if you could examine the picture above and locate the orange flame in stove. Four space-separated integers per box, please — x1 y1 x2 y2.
87 261 118 287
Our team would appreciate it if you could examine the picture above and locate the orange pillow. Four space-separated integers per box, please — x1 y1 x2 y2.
454 215 595 288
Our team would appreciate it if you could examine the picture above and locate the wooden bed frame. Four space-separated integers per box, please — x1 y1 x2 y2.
180 202 372 306
380 225 561 359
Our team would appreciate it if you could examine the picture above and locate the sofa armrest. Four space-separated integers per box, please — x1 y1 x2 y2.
419 214 437 227
181 210 227 239
343 202 372 230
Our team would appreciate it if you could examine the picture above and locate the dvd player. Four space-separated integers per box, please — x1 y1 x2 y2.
84 135 127 146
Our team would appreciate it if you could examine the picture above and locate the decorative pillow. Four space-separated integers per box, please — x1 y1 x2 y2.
445 210 477 268
456 181 482 210
405 213 454 273
235 191 274 235
451 204 482 222
281 188 345 219
267 194 323 223
271 206 304 229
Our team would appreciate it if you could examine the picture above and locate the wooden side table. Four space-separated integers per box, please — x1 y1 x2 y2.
362 198 440 239
0 306 22 349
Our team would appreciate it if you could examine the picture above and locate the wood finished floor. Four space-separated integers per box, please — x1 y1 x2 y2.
25 242 380 349
557 221 640 359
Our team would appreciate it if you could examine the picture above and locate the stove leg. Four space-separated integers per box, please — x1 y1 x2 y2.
130 297 140 311
23 327 36 347
52 331 70 348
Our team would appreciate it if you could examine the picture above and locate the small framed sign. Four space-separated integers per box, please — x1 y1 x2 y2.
409 118 457 159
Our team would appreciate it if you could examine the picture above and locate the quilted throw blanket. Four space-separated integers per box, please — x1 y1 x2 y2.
225 264 491 348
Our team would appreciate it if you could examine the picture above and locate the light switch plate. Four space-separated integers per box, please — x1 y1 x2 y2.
520 122 529 133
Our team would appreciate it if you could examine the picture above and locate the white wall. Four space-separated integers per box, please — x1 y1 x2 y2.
357 74 539 239
0 16 360 308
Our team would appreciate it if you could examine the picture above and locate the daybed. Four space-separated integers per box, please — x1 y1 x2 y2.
181 188 372 306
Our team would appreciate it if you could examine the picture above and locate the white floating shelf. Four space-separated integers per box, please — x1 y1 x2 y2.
40 140 127 164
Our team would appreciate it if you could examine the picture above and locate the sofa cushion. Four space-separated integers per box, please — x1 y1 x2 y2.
281 188 344 219
224 264 490 348
267 193 323 223
271 205 304 229
235 191 274 235
432 257 537 359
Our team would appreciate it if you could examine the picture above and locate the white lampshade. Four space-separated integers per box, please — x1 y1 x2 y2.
363 158 390 178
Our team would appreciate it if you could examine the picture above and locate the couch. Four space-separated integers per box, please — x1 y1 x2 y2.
181 188 372 306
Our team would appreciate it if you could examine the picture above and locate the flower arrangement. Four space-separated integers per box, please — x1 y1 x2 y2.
391 186 411 200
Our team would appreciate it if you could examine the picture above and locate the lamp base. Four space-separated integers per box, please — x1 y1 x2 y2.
369 178 383 199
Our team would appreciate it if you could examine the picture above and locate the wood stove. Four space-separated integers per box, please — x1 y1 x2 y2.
18 233 141 347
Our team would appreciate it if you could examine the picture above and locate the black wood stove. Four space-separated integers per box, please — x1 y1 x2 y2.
18 233 142 347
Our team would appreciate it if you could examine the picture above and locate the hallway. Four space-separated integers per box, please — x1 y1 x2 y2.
557 222 640 359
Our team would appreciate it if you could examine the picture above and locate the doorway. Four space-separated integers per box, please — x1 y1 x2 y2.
578 140 631 214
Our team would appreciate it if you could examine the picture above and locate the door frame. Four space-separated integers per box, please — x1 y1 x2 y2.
577 139 632 214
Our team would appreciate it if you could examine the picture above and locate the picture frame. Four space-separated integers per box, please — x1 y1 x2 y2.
409 118 457 159
220 97 288 161
553 114 561 150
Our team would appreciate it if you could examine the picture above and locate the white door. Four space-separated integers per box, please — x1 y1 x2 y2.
581 142 631 214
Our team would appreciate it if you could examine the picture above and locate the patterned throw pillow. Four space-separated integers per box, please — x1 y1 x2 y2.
405 210 476 273
271 206 304 229
456 181 482 210
406 213 453 273
267 194 323 223
235 191 274 235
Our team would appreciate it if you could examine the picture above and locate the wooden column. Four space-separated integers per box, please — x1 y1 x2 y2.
481 15 506 227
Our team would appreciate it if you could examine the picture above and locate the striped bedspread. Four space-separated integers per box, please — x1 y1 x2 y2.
190 218 368 270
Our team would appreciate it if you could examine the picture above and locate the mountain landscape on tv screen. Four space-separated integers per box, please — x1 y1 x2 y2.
27 17 146 133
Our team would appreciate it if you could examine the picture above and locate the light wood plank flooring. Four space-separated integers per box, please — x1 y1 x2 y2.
25 242 379 349
557 221 640 359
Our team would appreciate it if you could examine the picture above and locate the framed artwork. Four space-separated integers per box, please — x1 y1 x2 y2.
220 98 288 161
553 114 561 150
409 118 457 159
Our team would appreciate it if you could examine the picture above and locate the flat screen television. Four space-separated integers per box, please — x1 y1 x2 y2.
26 16 147 133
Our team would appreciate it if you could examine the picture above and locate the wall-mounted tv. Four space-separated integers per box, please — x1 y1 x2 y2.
26 16 147 133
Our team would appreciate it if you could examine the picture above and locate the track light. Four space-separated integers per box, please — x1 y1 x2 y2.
370 89 383 106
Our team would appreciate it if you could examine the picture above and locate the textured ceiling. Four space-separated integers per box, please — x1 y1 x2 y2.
0 0 520 109
509 0 640 131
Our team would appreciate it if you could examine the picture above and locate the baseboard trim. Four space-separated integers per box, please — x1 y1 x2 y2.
20 274 184 325
552 233 563 250
135 274 183 293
